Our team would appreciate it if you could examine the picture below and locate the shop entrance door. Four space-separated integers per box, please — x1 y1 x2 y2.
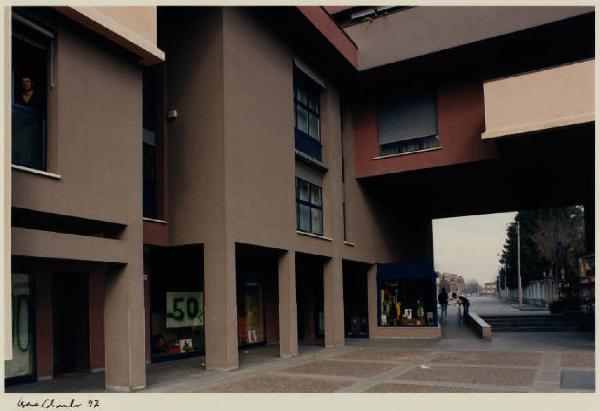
53 273 90 375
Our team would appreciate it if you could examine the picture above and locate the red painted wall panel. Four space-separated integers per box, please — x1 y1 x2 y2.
88 270 105 370
35 273 53 379
354 81 498 178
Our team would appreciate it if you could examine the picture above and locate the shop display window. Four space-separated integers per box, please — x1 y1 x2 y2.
151 290 205 359
378 279 436 327
237 284 265 346
5 273 34 379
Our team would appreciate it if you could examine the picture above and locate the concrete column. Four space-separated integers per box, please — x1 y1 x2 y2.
278 250 298 357
104 263 146 391
367 264 378 338
323 257 344 347
204 240 238 370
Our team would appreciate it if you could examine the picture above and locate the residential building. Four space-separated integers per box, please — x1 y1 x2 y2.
3 5 594 391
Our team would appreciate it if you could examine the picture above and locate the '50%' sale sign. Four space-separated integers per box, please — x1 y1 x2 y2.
166 292 204 328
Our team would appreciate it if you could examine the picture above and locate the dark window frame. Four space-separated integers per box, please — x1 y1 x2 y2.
296 177 323 236
294 69 323 161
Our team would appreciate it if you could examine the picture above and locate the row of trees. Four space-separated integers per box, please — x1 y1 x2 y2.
497 206 586 291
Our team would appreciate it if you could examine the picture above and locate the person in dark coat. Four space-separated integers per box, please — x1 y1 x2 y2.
453 292 470 319
438 288 449 319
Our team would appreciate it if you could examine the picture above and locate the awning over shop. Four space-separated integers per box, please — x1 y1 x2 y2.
376 261 436 281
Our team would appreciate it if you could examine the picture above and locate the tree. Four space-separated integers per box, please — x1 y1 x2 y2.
498 206 585 295
464 279 483 295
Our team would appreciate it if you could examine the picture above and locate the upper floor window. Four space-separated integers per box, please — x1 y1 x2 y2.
11 15 53 171
296 177 323 236
378 89 439 156
294 70 322 162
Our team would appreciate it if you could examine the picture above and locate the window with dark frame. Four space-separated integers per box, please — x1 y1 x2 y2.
143 66 159 219
378 89 440 156
11 15 53 171
294 70 322 161
296 177 323 236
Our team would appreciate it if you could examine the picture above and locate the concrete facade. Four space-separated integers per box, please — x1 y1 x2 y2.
3 5 594 391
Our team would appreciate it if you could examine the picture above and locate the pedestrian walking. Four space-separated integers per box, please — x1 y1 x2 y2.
438 288 449 320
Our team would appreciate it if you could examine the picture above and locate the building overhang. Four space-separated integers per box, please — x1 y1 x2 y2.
55 6 165 66
296 6 358 69
482 59 594 140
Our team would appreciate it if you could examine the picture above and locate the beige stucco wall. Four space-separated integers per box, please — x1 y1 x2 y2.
345 7 593 70
482 59 595 139
3 6 12 362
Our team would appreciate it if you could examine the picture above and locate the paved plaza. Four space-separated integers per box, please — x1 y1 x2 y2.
6 297 595 393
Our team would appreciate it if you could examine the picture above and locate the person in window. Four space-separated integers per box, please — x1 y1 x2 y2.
438 288 449 320
452 292 470 320
18 76 41 108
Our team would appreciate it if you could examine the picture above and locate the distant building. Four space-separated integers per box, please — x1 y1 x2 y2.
484 282 497 295
439 273 465 296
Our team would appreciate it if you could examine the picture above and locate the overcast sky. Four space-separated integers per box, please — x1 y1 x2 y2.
432 211 517 285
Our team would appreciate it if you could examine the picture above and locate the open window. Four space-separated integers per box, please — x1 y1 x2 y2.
11 14 54 171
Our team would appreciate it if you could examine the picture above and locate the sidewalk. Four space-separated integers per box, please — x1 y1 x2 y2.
7 327 593 393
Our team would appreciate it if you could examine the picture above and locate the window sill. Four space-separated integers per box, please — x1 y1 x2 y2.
296 230 333 242
344 241 356 247
143 217 167 224
295 150 328 172
12 164 61 180
373 146 442 160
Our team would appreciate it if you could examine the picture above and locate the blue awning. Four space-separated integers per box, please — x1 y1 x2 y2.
377 261 436 281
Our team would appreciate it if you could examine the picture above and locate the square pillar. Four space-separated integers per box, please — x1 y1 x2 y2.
104 263 146 391
323 257 344 347
367 264 378 338
204 240 238 370
278 250 298 357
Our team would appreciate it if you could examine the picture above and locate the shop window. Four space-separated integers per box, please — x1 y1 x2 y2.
148 246 205 361
296 177 323 236
5 273 34 380
377 262 438 327
378 89 440 156
294 69 322 162
237 284 265 346
378 279 436 327
11 15 53 170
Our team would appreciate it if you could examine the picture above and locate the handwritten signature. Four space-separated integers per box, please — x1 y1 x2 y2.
17 397 100 409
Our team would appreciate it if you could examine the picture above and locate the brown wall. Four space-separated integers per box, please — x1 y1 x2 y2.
10 10 146 390
166 7 226 247
354 80 498 179
166 6 430 265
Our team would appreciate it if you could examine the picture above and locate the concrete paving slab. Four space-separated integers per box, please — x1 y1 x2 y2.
205 374 353 393
364 382 502 393
396 365 536 387
560 353 595 368
430 350 541 366
283 359 397 378
333 348 428 361
560 370 595 390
